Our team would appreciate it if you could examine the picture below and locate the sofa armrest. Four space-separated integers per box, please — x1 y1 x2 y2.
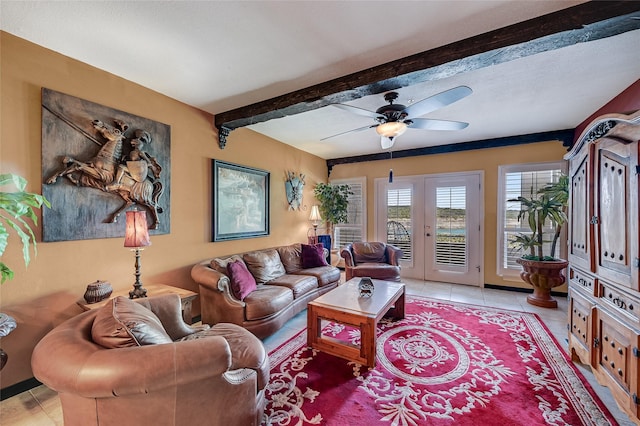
191 260 245 308
385 244 403 266
340 244 355 267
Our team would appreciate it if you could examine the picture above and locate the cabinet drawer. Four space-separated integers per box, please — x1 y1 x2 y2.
568 266 597 296
568 290 593 365
600 281 640 322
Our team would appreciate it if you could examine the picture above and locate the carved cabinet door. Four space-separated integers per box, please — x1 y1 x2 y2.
568 142 595 273
594 138 639 292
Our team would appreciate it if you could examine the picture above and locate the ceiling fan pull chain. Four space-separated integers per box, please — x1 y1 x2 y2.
389 151 393 183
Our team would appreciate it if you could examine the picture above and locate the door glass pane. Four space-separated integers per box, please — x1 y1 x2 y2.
436 186 466 266
387 188 412 261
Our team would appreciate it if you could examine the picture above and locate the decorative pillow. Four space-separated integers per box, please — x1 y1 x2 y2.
352 242 387 264
210 255 245 274
301 243 328 268
227 260 257 300
91 296 172 349
243 249 286 283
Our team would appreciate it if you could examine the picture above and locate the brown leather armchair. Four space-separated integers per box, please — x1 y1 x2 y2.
31 294 269 426
341 241 403 282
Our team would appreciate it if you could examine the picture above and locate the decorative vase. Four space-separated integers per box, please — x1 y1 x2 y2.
516 258 569 308
358 277 374 298
84 280 113 304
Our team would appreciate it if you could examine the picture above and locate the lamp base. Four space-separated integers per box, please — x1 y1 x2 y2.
129 284 148 299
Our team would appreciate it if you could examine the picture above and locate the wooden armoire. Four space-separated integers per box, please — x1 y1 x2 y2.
565 110 640 422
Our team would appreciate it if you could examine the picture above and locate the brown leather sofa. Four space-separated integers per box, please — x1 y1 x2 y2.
191 243 340 339
32 294 269 426
341 241 403 282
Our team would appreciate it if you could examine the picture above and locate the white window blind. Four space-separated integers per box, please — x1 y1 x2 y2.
436 186 467 266
387 187 412 261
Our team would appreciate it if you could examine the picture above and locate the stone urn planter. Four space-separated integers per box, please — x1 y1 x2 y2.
516 258 569 308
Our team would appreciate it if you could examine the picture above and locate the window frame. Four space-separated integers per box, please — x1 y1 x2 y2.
496 161 567 280
330 177 366 250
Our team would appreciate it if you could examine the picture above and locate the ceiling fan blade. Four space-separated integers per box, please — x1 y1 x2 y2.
402 86 472 118
408 118 469 131
381 136 395 150
330 103 385 120
320 124 376 141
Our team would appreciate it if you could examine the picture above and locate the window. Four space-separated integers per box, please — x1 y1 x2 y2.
497 162 566 278
332 177 365 250
387 187 412 261
436 185 467 266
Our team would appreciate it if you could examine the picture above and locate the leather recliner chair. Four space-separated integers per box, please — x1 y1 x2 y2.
31 293 269 426
341 241 403 282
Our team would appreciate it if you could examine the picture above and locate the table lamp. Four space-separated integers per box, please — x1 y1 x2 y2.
124 208 151 299
309 205 322 237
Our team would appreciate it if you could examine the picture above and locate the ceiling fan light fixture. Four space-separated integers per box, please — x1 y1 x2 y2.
375 121 407 138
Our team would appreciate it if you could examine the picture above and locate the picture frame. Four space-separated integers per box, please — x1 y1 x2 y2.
212 160 270 241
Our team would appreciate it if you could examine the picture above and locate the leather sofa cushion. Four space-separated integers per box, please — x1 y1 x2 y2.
277 244 303 272
267 274 318 299
91 296 172 348
352 242 387 264
179 322 269 390
301 243 328 268
292 266 341 287
244 285 293 320
350 263 401 281
227 260 257 300
211 254 246 274
243 249 286 284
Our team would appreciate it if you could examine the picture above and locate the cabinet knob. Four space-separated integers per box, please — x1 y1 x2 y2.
618 368 623 376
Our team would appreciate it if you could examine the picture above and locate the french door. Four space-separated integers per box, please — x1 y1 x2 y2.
376 171 483 286
424 173 482 286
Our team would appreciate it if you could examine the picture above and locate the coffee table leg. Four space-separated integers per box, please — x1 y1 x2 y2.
307 305 319 347
361 318 377 367
395 291 405 319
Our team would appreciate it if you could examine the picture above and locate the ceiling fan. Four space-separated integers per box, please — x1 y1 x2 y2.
322 86 472 149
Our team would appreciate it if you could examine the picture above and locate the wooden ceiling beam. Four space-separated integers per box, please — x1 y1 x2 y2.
214 2 640 149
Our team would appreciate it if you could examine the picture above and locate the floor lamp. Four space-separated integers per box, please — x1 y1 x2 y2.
124 208 151 299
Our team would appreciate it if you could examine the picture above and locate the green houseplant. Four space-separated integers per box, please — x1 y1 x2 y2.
0 173 50 284
509 174 569 308
313 182 352 243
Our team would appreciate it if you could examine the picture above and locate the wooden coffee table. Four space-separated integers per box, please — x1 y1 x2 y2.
307 278 405 367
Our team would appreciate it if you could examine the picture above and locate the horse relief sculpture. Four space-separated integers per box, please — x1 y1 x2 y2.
45 118 164 229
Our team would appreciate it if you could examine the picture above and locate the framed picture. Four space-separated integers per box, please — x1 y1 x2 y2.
212 160 270 241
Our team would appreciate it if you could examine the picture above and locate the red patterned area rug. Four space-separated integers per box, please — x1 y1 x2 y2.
262 296 617 426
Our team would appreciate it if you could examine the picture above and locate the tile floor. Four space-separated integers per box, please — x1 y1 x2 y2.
0 278 635 425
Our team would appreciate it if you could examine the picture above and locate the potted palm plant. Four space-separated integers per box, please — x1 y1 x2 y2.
510 174 569 308
0 173 50 284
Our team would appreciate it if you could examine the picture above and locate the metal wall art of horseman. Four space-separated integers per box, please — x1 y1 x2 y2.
41 88 171 242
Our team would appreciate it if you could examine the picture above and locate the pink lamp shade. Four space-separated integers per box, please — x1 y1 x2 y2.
124 209 151 248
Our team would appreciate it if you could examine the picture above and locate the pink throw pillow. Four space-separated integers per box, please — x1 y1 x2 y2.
227 260 257 300
301 243 328 268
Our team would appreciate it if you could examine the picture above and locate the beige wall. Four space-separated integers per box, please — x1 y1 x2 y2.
0 30 570 390
0 32 327 388
329 141 569 289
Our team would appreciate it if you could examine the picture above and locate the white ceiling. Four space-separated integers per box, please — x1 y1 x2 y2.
2 1 639 159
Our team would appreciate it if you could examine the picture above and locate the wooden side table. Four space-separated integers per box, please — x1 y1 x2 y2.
77 283 198 324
